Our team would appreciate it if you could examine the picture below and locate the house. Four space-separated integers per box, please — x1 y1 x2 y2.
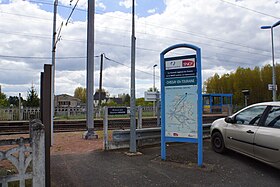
93 91 108 106
93 91 125 106
107 97 123 105
55 94 81 108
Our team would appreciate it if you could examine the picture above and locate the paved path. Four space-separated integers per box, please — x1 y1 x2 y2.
51 140 280 186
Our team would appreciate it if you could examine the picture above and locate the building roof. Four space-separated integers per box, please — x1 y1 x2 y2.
55 94 81 102
94 92 107 100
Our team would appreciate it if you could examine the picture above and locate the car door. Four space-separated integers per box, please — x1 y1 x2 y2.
225 105 267 156
254 106 280 163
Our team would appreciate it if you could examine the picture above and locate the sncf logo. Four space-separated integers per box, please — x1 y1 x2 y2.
182 60 195 67
170 61 176 66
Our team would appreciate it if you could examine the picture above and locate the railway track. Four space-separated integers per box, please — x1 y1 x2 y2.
0 118 158 135
0 115 225 135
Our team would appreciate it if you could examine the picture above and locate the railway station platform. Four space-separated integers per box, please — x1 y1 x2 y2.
50 139 280 186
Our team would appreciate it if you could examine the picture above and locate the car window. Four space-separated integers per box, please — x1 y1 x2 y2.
235 106 267 125
264 106 280 129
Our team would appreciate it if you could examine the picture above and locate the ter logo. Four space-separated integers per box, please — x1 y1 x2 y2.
182 60 195 67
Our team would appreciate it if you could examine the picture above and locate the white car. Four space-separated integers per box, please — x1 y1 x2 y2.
210 102 280 169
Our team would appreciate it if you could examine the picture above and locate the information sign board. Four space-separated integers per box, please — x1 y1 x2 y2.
160 44 203 167
164 55 198 138
268 84 278 91
144 91 157 102
108 107 127 115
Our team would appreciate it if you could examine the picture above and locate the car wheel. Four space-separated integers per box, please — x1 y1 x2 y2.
211 131 226 153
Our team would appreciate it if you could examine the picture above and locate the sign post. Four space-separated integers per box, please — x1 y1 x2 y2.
103 107 128 150
144 91 157 101
160 44 203 166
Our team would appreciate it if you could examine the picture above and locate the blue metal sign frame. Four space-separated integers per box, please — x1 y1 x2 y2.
160 43 203 166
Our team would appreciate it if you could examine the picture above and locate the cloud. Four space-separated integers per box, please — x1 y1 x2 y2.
119 0 136 9
0 0 280 99
97 2 106 10
147 8 156 14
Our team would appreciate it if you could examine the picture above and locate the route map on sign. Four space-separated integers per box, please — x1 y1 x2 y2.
165 85 198 138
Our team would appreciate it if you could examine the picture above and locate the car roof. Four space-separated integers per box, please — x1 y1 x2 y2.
249 101 280 107
231 101 280 117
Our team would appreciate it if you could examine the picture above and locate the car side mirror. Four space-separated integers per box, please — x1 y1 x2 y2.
225 116 235 123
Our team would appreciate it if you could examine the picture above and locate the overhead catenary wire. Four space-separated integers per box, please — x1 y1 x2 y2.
0 54 99 59
1 28 273 63
218 0 280 19
0 27 273 58
1 9 271 54
1 1 279 68
0 41 270 67
66 0 80 26
27 0 280 20
104 55 160 78
1 1 278 55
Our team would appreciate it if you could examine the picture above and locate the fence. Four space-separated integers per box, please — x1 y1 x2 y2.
0 108 40 121
0 119 45 187
0 106 158 121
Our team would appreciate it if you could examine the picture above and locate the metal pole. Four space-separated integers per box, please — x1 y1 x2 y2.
156 92 160 127
130 0 136 153
137 106 142 129
103 106 108 150
98 54 104 107
51 0 58 145
84 0 96 139
18 93 21 120
153 64 157 117
261 24 278 101
153 65 157 92
98 54 104 118
271 28 277 101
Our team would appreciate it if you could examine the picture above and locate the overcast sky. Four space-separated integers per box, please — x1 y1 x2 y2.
0 0 279 99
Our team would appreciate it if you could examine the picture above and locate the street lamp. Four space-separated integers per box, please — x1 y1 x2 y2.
153 64 158 92
261 20 280 101
153 64 157 117
242 90 250 107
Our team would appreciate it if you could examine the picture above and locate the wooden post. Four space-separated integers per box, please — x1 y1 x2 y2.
41 64 52 187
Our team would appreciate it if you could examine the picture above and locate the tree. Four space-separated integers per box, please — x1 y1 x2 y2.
74 87 86 103
26 86 40 107
136 98 152 106
9 96 19 107
117 93 130 106
104 100 118 106
0 92 9 107
8 96 25 107
74 87 110 103
123 94 130 106
204 64 280 106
